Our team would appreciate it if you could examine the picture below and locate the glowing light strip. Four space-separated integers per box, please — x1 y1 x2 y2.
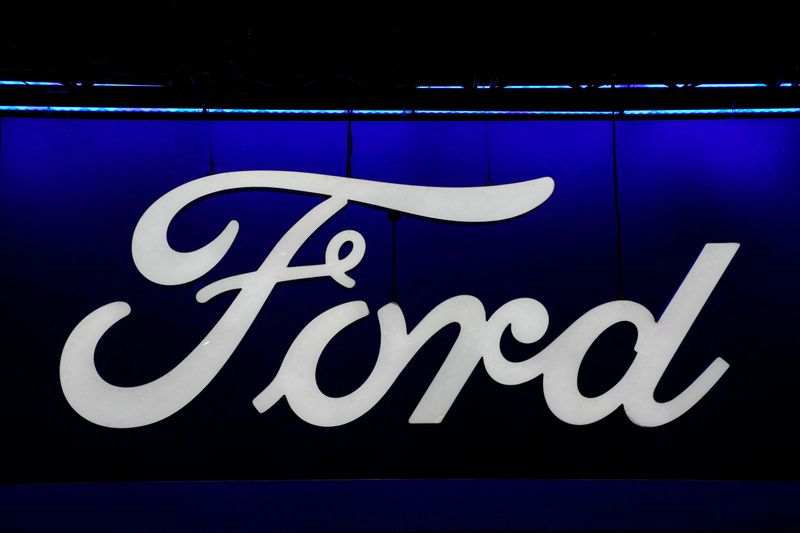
0 106 203 113
415 85 464 89
599 84 669 89
93 83 163 88
503 85 572 89
3 81 794 91
351 109 407 115
206 108 348 114
696 83 767 88
623 108 800 115
0 80 63 86
0 105 798 116
413 109 612 115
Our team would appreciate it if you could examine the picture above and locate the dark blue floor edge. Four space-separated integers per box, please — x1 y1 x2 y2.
1 479 798 532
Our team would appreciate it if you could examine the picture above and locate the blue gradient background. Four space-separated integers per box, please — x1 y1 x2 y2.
1 117 798 483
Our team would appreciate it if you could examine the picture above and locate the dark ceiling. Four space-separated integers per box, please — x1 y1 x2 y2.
1 1 798 111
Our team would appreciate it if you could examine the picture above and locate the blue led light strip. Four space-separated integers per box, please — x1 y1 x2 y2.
413 109 612 115
0 81 63 86
0 105 798 116
695 83 767 88
207 108 349 114
0 106 204 113
416 83 796 90
503 85 573 89
623 108 800 115
598 84 669 89
3 81 797 90
415 85 464 89
93 83 164 88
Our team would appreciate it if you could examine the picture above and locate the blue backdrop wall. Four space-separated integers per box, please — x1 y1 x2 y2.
1 117 799 483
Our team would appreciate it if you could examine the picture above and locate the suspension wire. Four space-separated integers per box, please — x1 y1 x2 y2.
344 108 399 301
612 111 625 299
483 120 494 185
380 119 400 301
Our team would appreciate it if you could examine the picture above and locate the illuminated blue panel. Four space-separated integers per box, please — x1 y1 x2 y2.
476 85 492 89
0 80 63 86
780 82 794 87
696 83 767 88
0 115 800 495
503 85 572 89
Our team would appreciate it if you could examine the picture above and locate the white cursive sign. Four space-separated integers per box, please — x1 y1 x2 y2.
60 171 736 429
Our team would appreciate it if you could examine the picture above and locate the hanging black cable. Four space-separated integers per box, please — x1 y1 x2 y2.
612 111 625 299
344 109 400 302
483 121 494 185
384 113 400 301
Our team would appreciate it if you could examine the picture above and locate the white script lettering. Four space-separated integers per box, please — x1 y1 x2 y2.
59 171 735 429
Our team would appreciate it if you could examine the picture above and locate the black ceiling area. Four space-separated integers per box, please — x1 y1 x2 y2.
0 1 798 113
